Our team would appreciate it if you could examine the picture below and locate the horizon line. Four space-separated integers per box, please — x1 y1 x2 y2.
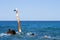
0 20 60 21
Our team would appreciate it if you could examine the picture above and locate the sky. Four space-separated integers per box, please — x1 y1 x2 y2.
0 0 60 21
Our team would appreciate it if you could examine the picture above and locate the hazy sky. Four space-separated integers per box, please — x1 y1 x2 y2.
0 0 60 21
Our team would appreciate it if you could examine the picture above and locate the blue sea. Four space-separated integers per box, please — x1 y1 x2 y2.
0 21 60 40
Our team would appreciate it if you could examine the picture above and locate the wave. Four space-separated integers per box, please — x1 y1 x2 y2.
0 32 60 40
39 35 60 40
0 33 11 37
0 31 23 37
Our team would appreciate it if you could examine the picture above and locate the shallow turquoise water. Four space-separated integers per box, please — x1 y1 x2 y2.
0 21 60 40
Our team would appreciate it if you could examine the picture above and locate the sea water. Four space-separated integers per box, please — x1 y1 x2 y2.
0 21 60 40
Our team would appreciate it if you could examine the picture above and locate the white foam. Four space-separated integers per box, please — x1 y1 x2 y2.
0 31 21 37
16 31 21 34
44 35 51 38
27 32 32 36
42 35 60 39
26 32 36 37
0 33 11 37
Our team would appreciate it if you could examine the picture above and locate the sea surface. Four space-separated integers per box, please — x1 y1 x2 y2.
0 21 60 40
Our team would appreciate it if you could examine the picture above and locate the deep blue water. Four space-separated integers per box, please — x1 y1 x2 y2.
0 21 60 40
